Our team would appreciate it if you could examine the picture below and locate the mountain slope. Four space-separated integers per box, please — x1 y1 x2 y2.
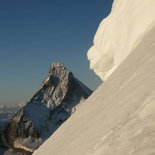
33 16 155 155
0 62 92 154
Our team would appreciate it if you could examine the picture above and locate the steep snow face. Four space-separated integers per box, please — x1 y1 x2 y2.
88 0 155 80
34 23 155 155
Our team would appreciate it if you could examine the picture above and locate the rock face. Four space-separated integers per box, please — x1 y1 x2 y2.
0 62 92 153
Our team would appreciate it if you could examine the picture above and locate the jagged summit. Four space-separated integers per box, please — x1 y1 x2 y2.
44 62 72 84
0 62 92 154
48 62 71 81
32 62 75 109
49 62 68 74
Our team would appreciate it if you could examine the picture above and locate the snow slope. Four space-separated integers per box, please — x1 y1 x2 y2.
88 0 155 80
34 22 155 155
33 0 155 153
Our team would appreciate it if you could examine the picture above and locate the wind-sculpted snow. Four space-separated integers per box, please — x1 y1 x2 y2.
34 1 155 154
88 0 155 80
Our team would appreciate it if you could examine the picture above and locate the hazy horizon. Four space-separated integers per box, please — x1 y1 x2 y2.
0 0 113 106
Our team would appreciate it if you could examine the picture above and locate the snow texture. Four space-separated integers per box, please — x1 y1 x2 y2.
34 0 155 155
34 23 155 155
88 0 155 80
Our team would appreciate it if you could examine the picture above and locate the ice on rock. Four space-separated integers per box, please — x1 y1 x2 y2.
88 0 155 80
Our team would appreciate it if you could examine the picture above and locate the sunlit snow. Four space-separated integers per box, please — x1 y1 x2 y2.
88 0 155 80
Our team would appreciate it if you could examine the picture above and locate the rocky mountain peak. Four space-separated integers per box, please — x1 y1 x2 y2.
49 62 69 75
1 62 92 154
33 62 75 109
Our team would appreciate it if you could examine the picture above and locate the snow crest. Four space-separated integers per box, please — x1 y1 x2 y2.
87 0 155 80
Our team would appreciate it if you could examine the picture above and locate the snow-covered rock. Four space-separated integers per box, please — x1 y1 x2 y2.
0 62 92 154
88 0 155 80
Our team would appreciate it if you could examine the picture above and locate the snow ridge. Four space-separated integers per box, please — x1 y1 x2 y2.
87 0 155 80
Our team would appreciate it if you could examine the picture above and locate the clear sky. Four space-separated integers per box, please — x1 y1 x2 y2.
0 0 113 106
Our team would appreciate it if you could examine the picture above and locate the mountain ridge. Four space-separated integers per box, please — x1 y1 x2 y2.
0 62 92 154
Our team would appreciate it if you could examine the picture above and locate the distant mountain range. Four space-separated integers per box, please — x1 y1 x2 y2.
0 104 24 128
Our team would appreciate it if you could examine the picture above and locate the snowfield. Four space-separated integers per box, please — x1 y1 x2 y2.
33 0 155 155
34 23 155 155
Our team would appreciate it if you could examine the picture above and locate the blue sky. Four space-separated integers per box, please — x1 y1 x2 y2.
0 0 113 106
